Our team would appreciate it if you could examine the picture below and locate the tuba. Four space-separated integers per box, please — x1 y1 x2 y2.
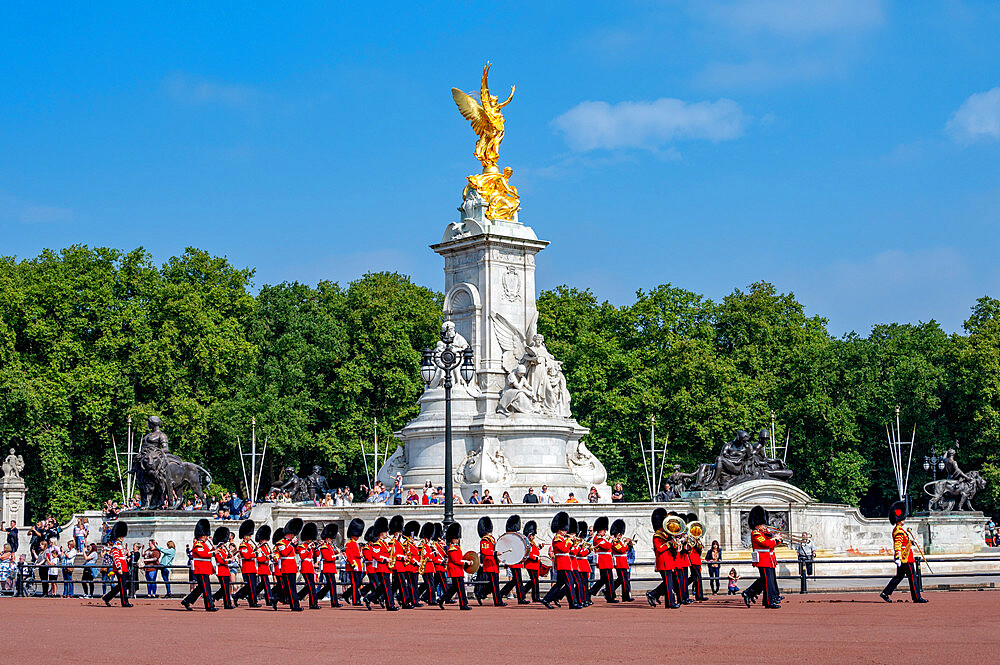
664 515 686 537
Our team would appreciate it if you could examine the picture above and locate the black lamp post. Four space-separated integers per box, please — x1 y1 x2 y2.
923 450 946 482
421 328 475 528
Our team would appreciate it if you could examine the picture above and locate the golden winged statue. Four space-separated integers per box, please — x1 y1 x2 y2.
452 62 520 222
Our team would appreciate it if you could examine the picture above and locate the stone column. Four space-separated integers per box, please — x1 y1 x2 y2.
1 475 27 551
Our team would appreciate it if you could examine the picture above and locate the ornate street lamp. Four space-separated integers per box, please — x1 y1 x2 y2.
923 450 946 482
421 326 475 527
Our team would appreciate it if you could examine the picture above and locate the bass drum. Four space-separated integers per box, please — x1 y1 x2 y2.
496 532 530 567
538 555 552 577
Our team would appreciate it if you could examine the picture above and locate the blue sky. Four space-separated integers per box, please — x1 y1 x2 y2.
2 1 999 335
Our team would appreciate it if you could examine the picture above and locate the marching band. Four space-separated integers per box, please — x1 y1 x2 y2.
103 503 927 612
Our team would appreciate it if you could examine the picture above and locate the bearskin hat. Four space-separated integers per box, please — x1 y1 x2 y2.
445 522 462 542
284 517 303 537
577 521 588 537
112 521 128 541
651 507 668 531
477 516 493 538
364 527 376 543
685 512 698 523
419 522 435 540
255 525 271 543
594 516 609 533
610 518 626 537
321 523 338 540
404 520 420 538
505 514 521 533
433 523 444 541
550 511 569 534
567 518 578 538
271 527 284 545
300 522 318 542
389 515 404 534
523 520 537 537
213 527 230 546
748 505 768 529
194 518 211 539
346 518 365 539
889 500 908 525
373 516 389 536
239 519 255 539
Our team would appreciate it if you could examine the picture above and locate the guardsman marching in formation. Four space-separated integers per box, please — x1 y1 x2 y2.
269 527 286 606
575 520 592 606
232 519 259 607
610 518 634 602
880 500 928 604
253 525 274 607
437 522 471 610
404 520 423 607
541 511 577 609
498 514 530 604
316 523 343 607
432 523 449 603
369 517 397 611
211 527 235 609
416 522 438 604
182 518 217 611
296 521 320 609
686 512 708 602
102 521 133 607
589 516 618 603
388 515 412 608
522 520 542 603
647 508 679 609
277 518 303 611
743 505 781 609
342 518 365 606
475 516 504 606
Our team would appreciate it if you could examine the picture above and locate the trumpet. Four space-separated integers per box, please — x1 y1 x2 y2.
758 525 810 545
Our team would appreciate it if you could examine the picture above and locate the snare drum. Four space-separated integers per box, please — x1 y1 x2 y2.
496 532 530 567
538 555 552 577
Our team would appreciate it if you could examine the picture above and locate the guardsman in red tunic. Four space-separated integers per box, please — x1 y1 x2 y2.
342 519 365 606
576 521 593 606
609 519 634 602
588 516 618 603
743 505 781 609
403 520 424 607
437 521 471 610
296 522 320 609
101 521 133 607
415 522 438 604
232 519 259 607
432 524 450 603
359 527 378 607
647 508 679 609
210 527 235 609
685 513 708 601
387 515 412 608
881 500 928 603
672 513 692 605
182 518 217 611
498 514 529 604
252 525 274 607
474 516 504 606
521 520 542 603
542 511 577 609
365 517 397 611
315 523 343 608
277 518 303 611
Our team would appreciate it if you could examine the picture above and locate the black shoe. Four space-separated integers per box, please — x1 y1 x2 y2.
569 604 581 609
122 603 134 608
541 600 554 609
646 591 657 607
553 600 561 608
880 592 892 603
104 598 111 607
271 602 278 611
475 595 482 606
412 602 423 608
495 601 507 607
437 599 445 610
623 596 634 602
518 600 531 605
669 603 680 609
764 604 781 609
742 592 752 608
365 598 372 611
607 599 620 603
206 607 218 612
332 603 342 608
681 599 694 605
386 606 399 611
915 598 929 603
309 605 321 610
459 605 471 610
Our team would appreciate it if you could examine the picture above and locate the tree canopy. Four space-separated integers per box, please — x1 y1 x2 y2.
1 246 997 521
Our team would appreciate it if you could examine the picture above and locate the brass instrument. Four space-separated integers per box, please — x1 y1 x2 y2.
687 521 705 539
462 551 481 574
757 525 810 546
664 515 686 537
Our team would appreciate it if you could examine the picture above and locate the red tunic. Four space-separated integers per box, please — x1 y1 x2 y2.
432 543 447 573
214 547 231 577
612 538 629 570
689 543 703 566
552 534 573 571
255 543 272 576
191 540 214 576
345 539 363 572
111 543 129 574
319 542 337 574
893 524 914 563
239 541 257 574
594 534 614 569
392 538 407 572
276 538 298 574
297 544 315 574
408 541 420 574
653 533 674 572
446 543 466 578
524 540 540 571
480 535 499 574
750 528 778 568
362 544 377 575
421 543 436 575
375 540 392 574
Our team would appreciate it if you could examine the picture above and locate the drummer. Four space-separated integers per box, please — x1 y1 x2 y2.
498 515 531 604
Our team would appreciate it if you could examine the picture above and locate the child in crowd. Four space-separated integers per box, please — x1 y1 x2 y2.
727 568 741 594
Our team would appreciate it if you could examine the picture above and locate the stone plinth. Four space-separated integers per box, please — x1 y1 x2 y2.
1 475 26 552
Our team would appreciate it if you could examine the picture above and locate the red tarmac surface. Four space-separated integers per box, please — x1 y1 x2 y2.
5 590 999 664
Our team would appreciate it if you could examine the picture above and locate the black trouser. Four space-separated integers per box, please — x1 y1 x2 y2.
101 572 131 606
360 572 377 599
393 571 412 606
745 567 779 607
441 575 469 607
254 574 274 606
233 572 259 606
81 569 95 596
212 576 234 608
689 564 706 599
344 570 363 605
676 567 690 601
589 568 616 601
182 573 215 610
708 566 721 593
477 570 502 604
799 558 814 576
297 572 319 607
316 571 341 607
612 568 632 600
524 568 541 601
500 567 526 602
542 569 577 607
418 572 438 603
650 570 677 607
882 562 922 601
281 572 301 610
40 566 49 596
369 571 395 609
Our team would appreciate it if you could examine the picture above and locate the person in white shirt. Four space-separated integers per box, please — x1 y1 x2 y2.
538 485 556 503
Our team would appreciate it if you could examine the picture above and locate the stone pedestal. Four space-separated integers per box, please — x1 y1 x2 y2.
381 205 609 501
1 476 26 544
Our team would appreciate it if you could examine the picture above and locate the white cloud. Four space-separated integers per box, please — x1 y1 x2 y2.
163 72 260 109
706 0 885 37
552 98 747 152
946 87 1000 144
